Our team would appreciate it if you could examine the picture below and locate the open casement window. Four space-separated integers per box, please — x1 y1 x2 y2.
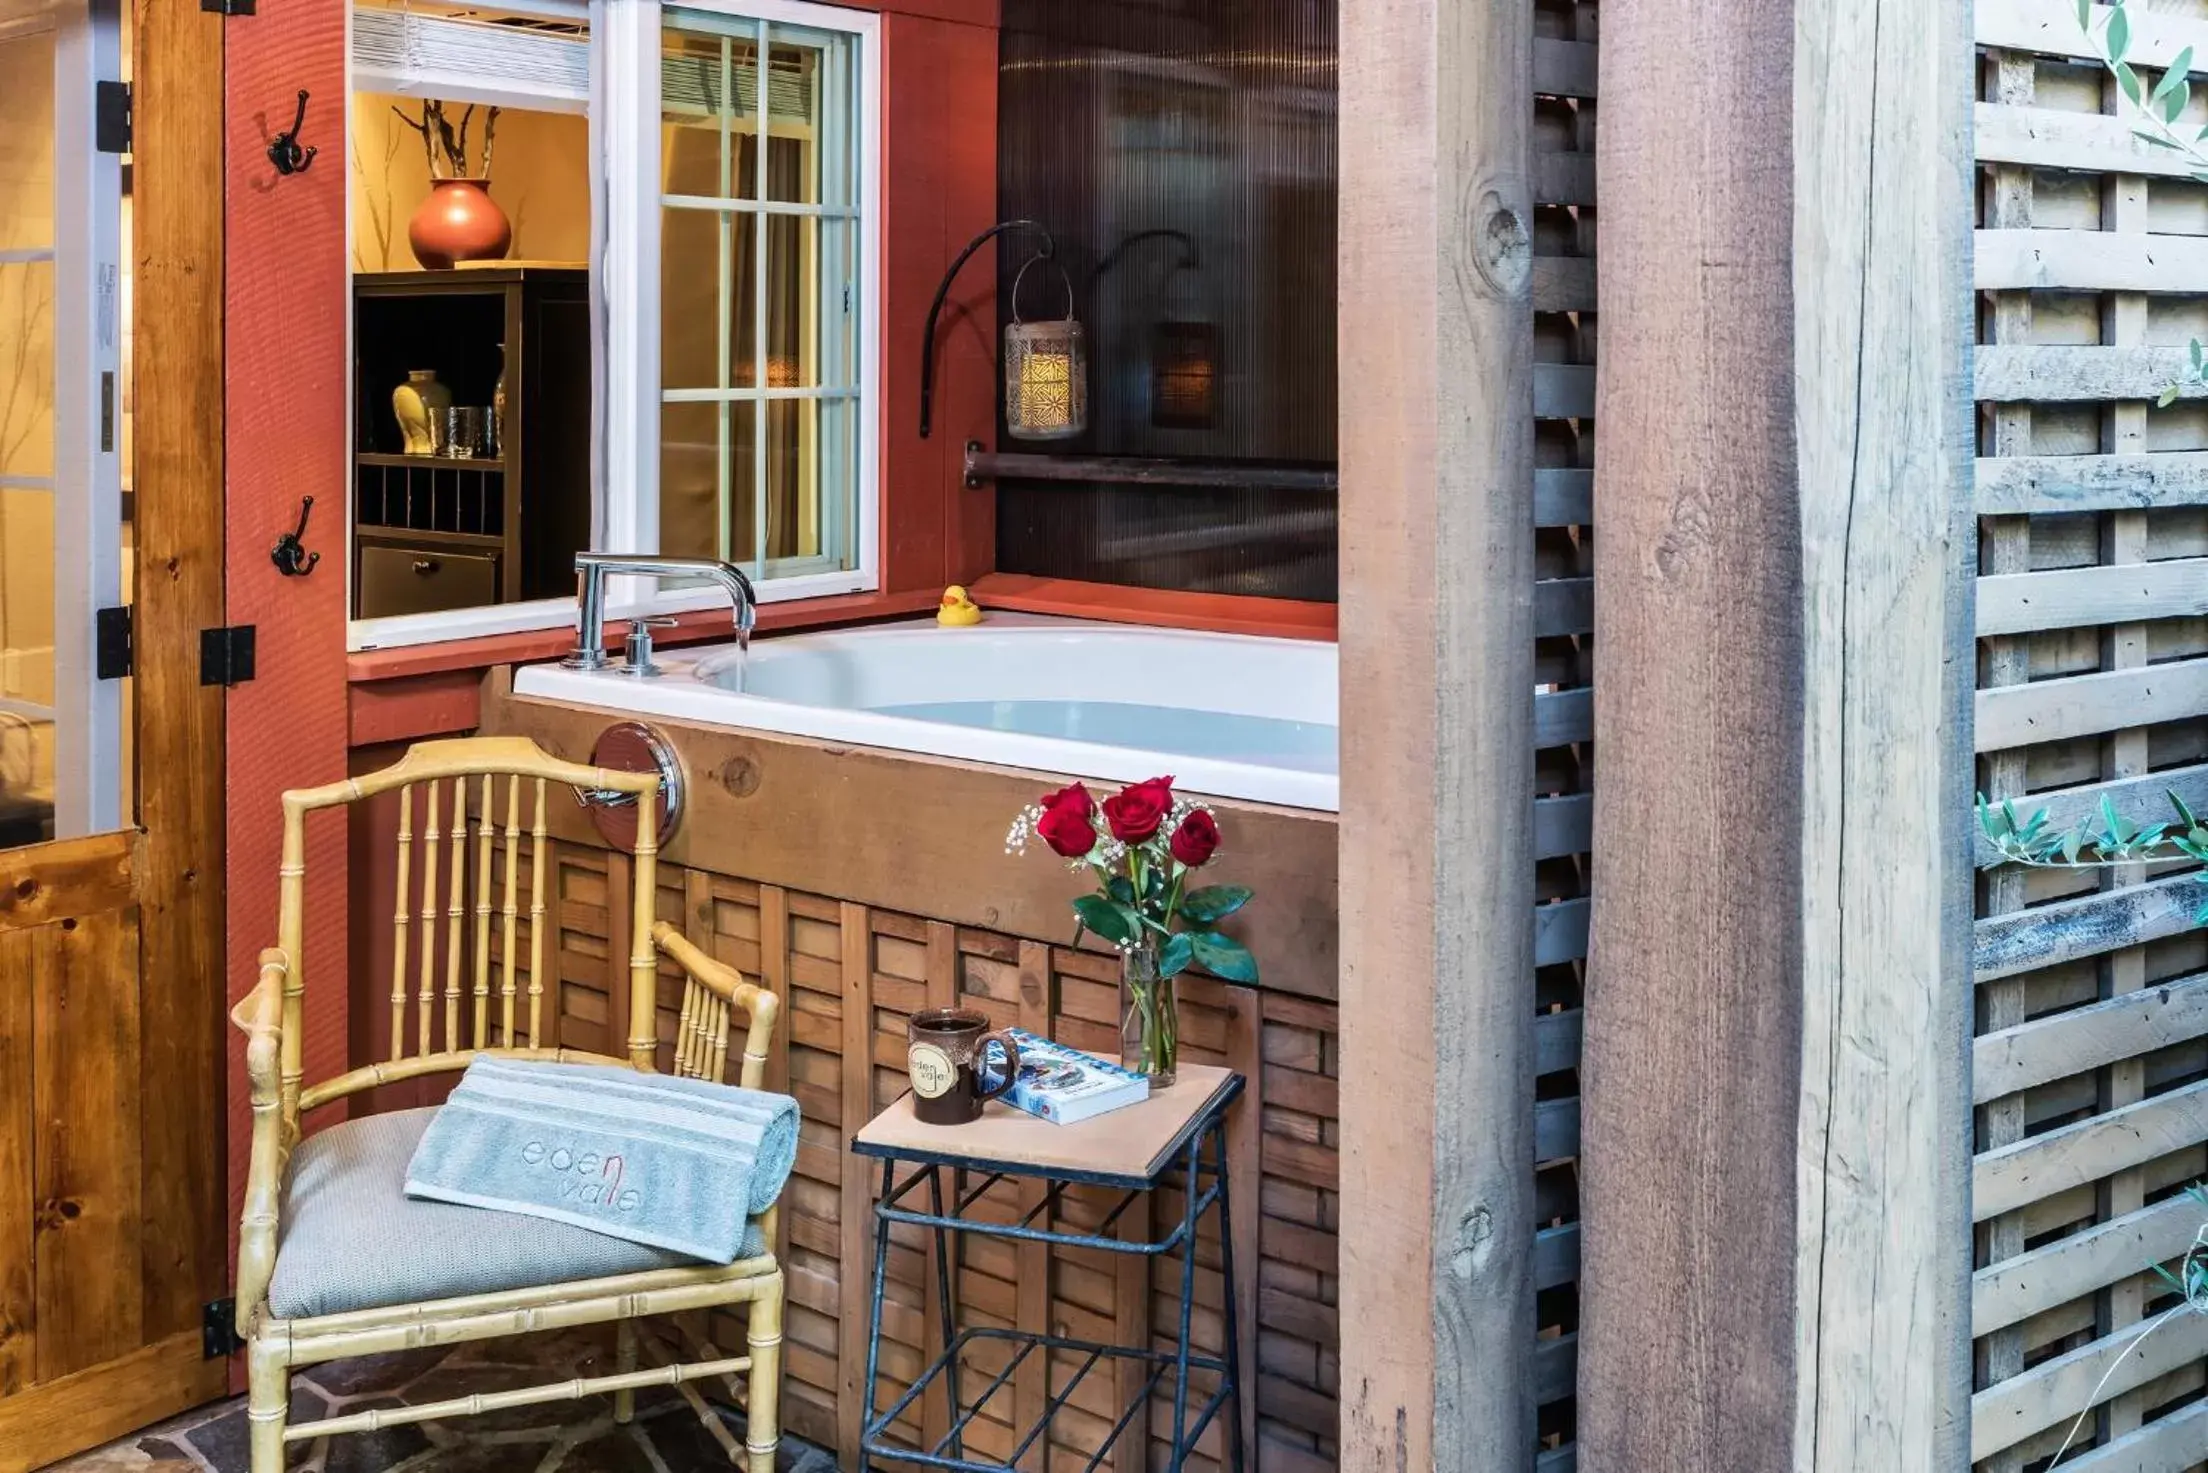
598 0 879 620
344 0 878 650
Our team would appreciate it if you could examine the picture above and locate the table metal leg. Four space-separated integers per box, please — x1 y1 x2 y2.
928 1163 965 1461
1169 1127 1202 1470
861 1157 896 1473
1211 1119 1245 1473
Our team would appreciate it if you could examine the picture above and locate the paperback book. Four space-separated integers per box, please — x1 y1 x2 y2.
1003 1029 1149 1125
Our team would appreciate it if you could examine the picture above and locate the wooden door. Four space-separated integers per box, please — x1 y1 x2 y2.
0 2 227 1467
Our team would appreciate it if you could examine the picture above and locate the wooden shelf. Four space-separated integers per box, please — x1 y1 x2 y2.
357 452 508 472
356 525 506 551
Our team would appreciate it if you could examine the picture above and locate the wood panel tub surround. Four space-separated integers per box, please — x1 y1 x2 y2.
463 678 1339 1470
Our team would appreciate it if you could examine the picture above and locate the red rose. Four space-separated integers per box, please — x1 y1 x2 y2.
1035 783 1098 858
1169 809 1219 867
1103 776 1176 843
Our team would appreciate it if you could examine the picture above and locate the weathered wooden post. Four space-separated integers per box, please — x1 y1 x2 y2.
1337 0 1537 1467
1583 0 1975 1468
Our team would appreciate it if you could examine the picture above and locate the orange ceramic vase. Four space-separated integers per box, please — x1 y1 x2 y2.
408 178 512 270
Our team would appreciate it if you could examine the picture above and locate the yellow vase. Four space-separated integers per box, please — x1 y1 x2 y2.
392 369 453 457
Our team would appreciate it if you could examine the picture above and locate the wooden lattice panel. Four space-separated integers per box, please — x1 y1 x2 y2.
1533 0 1596 1467
1973 2 2208 1467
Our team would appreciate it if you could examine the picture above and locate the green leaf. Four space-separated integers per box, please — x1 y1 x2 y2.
1072 894 1134 946
2172 46 2197 85
2079 0 2091 29
1189 930 1260 984
2118 59 2144 104
2170 789 2199 831
2135 127 2185 149
1158 931 1195 979
2163 384 2186 408
2153 1260 2187 1296
2167 80 2191 125
1107 874 1136 906
2111 5 2132 62
2063 826 2088 864
1179 885 1252 925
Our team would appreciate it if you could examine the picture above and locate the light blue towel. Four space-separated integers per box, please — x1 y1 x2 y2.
403 1056 798 1264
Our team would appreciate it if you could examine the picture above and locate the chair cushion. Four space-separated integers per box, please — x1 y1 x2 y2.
268 1106 768 1321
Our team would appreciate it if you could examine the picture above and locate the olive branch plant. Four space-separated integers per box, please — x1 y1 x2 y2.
2078 0 2208 403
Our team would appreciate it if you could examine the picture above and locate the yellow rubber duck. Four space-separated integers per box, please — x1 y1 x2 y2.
936 585 984 627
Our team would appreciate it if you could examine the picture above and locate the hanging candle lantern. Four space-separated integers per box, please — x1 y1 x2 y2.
1003 253 1087 441
1151 319 1219 431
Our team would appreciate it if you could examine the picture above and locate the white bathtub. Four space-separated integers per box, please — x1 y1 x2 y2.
512 615 1340 811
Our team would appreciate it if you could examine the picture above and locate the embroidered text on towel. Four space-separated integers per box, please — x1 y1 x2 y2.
519 1141 642 1211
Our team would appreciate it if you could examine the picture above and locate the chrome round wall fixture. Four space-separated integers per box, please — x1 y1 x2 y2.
576 722 685 851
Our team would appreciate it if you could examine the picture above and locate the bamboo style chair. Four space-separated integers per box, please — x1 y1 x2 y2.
229 735 786 1473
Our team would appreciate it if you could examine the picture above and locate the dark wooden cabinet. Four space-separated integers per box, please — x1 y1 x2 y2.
352 268 592 618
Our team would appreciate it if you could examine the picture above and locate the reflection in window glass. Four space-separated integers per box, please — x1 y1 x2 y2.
659 7 863 580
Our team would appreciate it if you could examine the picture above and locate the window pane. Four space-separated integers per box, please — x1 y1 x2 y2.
763 24 855 209
765 213 811 389
661 206 752 392
661 24 760 201
0 28 53 252
660 399 755 565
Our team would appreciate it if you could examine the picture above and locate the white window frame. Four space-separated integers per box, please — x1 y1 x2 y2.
345 0 881 652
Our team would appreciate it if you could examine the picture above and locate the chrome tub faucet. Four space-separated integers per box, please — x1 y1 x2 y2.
563 553 757 675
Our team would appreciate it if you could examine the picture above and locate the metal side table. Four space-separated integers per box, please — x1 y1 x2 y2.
851 1064 1246 1473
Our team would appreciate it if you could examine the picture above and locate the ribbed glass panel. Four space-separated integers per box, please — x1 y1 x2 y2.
995 0 1338 602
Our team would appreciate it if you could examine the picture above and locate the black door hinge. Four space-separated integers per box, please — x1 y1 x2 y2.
95 81 130 154
200 625 257 687
202 1298 241 1359
95 606 132 680
200 0 255 13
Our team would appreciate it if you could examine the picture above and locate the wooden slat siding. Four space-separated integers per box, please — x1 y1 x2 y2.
2095 124 2154 1443
2053 1397 2208 1473
1980 344 2208 403
1972 1311 2208 1463
1534 578 1593 638
1974 662 2208 752
1973 970 2208 1102
1972 1192 2208 1336
1977 558 2208 636
837 903 872 1464
1974 871 2208 983
1532 4 1594 1467
1977 0 2208 65
918 920 956 1456
1535 688 1592 749
1011 942 1049 1470
1534 469 1594 527
1534 364 1595 420
1978 450 2208 513
1975 229 2208 294
1975 101 2208 178
1974 1079 2208 1223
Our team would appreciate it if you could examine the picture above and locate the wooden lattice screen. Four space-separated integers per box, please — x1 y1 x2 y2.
1973 2 2208 1466
1534 1 1595 1466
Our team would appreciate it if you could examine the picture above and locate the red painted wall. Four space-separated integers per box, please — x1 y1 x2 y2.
222 0 1004 1263
222 0 353 1287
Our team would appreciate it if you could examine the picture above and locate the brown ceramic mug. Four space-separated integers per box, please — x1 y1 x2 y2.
906 1008 1021 1125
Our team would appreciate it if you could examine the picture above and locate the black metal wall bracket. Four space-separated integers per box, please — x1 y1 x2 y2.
94 606 132 680
918 219 1055 440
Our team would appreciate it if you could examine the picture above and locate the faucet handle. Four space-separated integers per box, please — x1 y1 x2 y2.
621 616 680 678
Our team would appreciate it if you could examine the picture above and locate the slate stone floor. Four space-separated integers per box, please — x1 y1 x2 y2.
41 1328 839 1473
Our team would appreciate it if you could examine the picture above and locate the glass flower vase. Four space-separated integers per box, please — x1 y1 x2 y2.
1120 938 1179 1089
